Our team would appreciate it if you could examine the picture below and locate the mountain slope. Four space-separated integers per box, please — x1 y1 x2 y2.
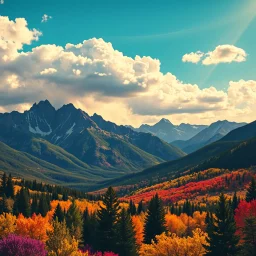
193 137 256 171
0 141 103 187
0 100 185 180
132 118 207 143
172 120 246 153
101 120 256 188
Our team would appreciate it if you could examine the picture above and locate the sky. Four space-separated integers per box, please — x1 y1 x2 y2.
0 0 256 126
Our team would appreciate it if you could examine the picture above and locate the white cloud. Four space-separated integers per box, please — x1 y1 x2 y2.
0 16 41 61
182 51 204 64
0 16 255 126
182 45 247 66
0 0 4 4
41 14 52 23
40 68 57 75
203 45 247 65
73 69 81 76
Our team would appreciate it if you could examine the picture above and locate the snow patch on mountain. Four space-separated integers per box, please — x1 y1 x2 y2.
66 123 76 137
29 125 52 136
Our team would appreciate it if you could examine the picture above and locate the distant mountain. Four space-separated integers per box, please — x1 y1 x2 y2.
0 100 185 186
172 120 246 153
101 120 255 188
132 118 207 143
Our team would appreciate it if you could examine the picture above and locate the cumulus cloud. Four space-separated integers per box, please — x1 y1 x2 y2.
182 51 204 64
0 16 41 61
203 45 247 65
0 15 255 126
0 0 4 4
182 45 247 65
41 14 52 23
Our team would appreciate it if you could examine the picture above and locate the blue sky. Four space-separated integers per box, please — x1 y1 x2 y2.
0 0 256 125
2 0 256 90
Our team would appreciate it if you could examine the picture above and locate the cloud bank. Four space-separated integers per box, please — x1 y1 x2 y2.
0 16 255 126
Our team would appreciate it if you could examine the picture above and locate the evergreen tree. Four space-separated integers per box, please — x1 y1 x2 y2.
137 200 143 214
31 195 38 214
0 173 7 197
144 194 166 244
128 200 137 216
14 187 31 217
83 208 98 249
0 194 10 213
66 200 83 241
240 216 256 256
170 204 175 214
52 190 59 200
115 208 137 256
246 177 256 202
62 192 68 201
232 191 239 213
53 203 64 222
38 194 49 217
206 193 239 256
97 186 120 252
5 174 14 199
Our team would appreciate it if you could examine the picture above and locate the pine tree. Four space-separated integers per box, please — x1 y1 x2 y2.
206 193 239 256
240 216 256 256
0 194 10 213
53 203 64 222
5 174 14 199
97 186 120 252
137 200 143 214
144 194 166 244
128 200 137 216
14 187 31 217
38 194 49 217
66 200 83 241
31 195 38 214
115 208 137 256
232 191 238 213
246 177 256 202
83 208 98 249
0 173 7 197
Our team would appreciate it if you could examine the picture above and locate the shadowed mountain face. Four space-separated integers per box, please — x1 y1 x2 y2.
0 100 185 187
172 120 247 153
101 120 255 189
131 118 207 143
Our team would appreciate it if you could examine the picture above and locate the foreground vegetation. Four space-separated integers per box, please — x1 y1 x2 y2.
0 172 256 255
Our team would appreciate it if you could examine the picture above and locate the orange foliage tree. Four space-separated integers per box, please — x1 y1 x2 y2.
132 215 144 246
16 213 52 243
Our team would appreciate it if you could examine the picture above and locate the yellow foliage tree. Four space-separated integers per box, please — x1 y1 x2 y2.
47 219 83 256
165 213 187 236
139 228 209 256
0 213 16 238
15 213 52 243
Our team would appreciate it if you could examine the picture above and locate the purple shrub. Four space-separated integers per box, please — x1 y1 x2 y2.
0 234 47 256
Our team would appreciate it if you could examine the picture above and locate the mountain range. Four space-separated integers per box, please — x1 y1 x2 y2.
102 120 256 188
0 100 185 188
130 118 207 143
172 120 246 153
